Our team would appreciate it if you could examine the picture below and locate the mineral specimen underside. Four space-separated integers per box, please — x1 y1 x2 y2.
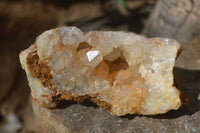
20 26 182 116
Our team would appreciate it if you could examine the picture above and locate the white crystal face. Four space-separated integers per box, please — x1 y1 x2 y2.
86 50 100 62
20 26 182 116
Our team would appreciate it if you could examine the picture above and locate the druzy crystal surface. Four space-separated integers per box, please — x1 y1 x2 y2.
20 26 182 116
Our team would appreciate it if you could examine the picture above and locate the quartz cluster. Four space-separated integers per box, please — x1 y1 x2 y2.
20 26 182 116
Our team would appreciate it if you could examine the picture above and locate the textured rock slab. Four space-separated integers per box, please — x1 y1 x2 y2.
143 0 200 44
176 37 200 70
23 92 200 133
20 26 182 116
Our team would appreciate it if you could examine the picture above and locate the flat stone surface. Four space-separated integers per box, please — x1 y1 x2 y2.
25 87 200 133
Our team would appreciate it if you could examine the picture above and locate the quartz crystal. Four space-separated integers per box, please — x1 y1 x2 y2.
19 26 182 116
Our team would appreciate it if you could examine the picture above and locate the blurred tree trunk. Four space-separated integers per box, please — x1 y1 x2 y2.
143 0 200 44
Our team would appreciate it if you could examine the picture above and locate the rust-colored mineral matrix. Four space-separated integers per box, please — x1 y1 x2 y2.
20 26 182 116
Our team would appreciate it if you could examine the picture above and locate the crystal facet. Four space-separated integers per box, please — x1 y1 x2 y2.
87 50 100 62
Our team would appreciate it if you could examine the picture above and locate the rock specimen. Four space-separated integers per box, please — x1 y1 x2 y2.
19 26 182 116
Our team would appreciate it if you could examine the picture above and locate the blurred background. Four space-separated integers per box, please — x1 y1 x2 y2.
0 0 200 133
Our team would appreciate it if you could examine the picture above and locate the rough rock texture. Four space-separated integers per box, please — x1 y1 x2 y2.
176 37 200 70
23 80 200 133
20 26 182 116
143 0 200 44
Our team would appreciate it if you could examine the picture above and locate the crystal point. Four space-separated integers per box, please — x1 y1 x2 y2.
86 50 100 62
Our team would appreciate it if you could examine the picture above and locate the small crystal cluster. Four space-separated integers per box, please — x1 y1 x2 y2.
20 26 182 116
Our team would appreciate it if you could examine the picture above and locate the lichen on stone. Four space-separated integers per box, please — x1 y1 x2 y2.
19 26 182 116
